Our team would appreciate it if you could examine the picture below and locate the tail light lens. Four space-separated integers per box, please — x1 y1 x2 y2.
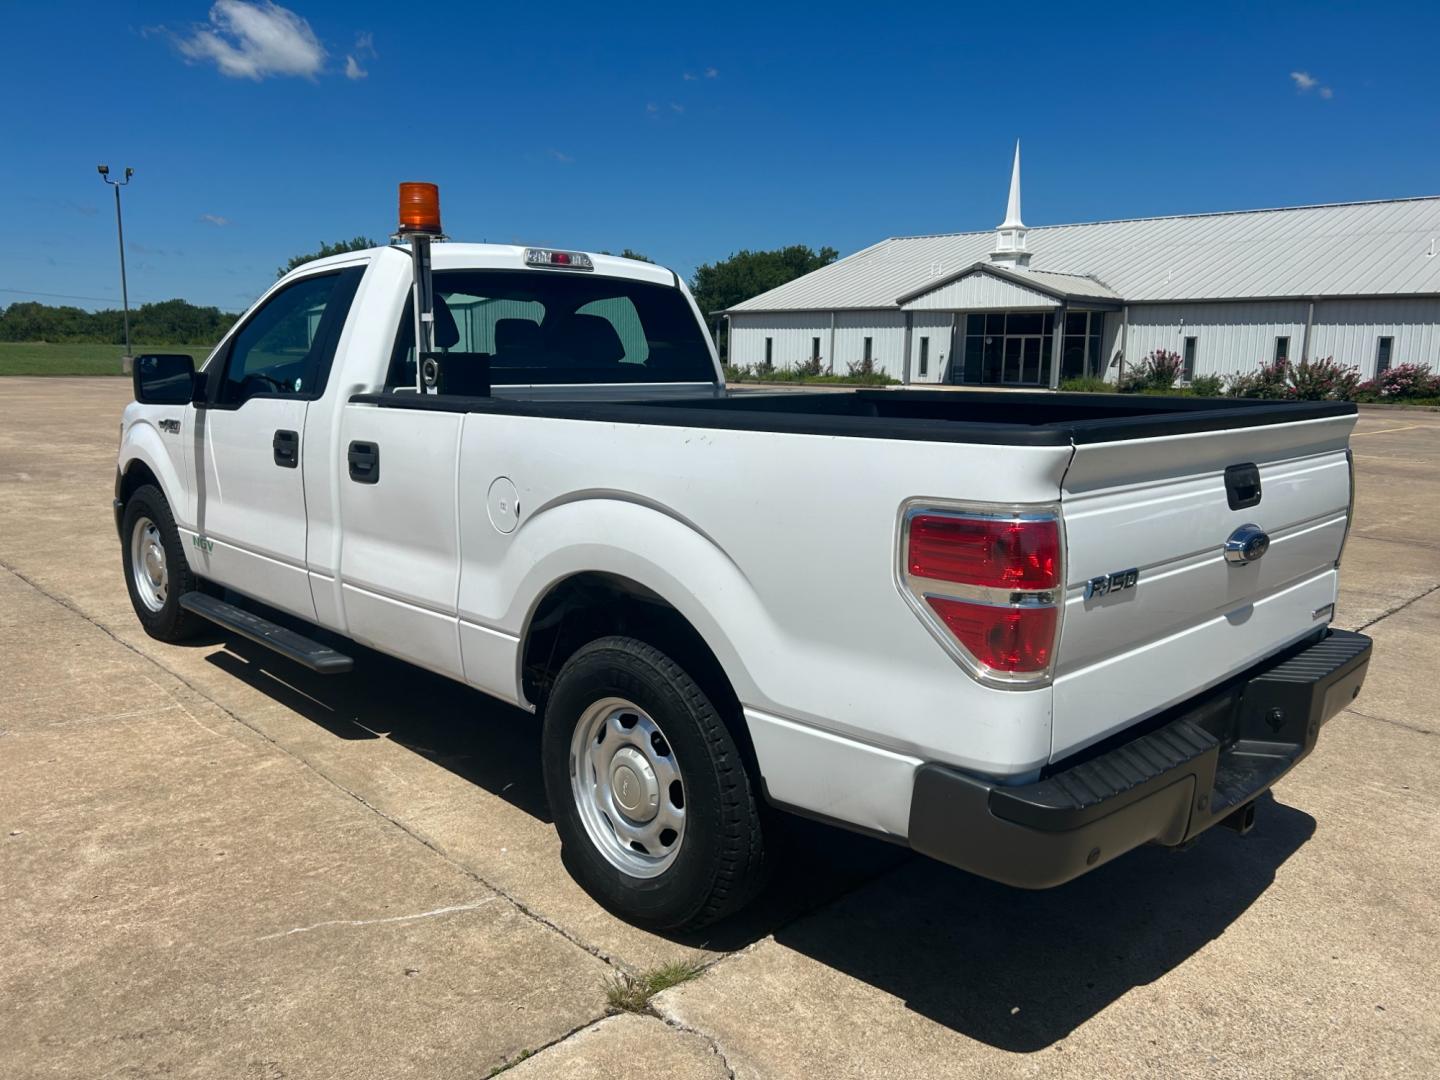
899 505 1063 687
925 598 1057 672
908 514 1059 589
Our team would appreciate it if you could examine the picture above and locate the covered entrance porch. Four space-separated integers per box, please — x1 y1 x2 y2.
899 263 1121 388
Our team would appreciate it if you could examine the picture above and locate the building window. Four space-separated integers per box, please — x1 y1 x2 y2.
863 336 873 363
919 337 930 377
811 336 820 361
1376 336 1393 376
764 337 773 368
1182 336 1198 381
1274 336 1290 363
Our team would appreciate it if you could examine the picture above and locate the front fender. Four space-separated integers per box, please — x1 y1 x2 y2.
118 408 190 532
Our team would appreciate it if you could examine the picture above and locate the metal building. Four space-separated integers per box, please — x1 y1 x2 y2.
723 144 1440 386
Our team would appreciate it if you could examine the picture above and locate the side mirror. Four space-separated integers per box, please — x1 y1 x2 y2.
132 354 196 405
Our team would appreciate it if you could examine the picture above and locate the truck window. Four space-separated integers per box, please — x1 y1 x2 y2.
216 268 363 405
385 270 714 390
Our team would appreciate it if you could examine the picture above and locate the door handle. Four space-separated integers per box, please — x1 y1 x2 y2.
347 441 379 484
273 429 299 469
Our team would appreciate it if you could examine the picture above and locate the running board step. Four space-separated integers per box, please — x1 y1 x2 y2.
179 592 353 674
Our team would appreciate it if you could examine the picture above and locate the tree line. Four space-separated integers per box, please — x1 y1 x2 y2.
2 241 838 345
0 299 237 345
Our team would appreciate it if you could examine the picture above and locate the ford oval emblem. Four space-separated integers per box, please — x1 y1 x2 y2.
1224 523 1270 565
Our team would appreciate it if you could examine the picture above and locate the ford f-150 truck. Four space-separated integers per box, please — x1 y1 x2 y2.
116 185 1372 929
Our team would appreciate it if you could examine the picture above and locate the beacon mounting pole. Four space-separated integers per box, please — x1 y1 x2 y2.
393 183 446 394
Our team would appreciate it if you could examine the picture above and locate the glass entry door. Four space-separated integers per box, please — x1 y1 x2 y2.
1001 336 1045 384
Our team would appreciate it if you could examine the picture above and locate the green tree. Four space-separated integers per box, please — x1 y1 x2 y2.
599 249 654 263
0 299 236 345
278 236 380 278
689 245 839 318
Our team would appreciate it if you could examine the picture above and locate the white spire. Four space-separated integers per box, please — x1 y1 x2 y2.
990 140 1031 268
1000 140 1024 229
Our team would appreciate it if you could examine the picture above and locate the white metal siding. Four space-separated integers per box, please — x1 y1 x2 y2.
833 312 907 378
908 313 953 383
731 311 923 379
902 271 1059 311
729 313 832 371
1124 301 1309 378
1308 298 1440 377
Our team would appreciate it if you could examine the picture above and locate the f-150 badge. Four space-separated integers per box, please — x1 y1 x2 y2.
1086 568 1138 600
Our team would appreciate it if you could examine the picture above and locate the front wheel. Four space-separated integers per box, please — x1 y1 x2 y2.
542 636 767 930
120 484 207 642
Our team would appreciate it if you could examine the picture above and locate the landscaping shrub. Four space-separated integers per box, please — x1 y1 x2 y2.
1188 374 1225 397
1287 356 1361 400
1121 349 1184 392
1059 376 1114 393
1354 362 1440 401
1226 360 1292 399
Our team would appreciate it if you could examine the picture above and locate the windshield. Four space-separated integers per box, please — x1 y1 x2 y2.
386 269 715 388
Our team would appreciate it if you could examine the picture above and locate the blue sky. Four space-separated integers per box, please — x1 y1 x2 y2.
2 0 1438 314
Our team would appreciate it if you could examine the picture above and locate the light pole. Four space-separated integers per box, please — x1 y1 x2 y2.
97 165 134 360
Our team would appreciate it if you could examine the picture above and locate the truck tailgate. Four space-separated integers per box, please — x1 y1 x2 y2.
1051 413 1356 761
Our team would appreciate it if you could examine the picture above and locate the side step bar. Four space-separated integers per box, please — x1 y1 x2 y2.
179 592 353 674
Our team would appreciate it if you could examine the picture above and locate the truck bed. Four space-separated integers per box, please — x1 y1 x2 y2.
349 388 1356 445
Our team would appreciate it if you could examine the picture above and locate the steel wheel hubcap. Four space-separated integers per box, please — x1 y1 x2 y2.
129 516 168 613
570 697 686 878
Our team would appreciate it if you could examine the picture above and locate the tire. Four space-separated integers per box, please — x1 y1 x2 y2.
120 484 207 642
542 636 768 930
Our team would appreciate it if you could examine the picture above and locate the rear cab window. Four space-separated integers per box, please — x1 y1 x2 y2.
385 270 715 391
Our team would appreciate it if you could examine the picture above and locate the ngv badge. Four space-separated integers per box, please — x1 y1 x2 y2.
1086 567 1139 600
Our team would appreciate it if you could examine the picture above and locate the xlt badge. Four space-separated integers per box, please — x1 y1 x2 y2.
1086 567 1138 600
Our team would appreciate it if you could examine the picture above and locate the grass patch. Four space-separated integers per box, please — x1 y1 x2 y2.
0 341 215 376
603 956 707 1013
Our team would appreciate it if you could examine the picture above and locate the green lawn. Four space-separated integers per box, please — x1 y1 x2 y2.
0 342 215 376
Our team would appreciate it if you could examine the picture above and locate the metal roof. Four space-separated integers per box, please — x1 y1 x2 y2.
727 196 1440 313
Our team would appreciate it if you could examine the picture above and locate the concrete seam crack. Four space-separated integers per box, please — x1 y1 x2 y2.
1354 581 1440 632
483 1014 611 1077
0 560 624 973
1344 707 1435 737
652 1012 738 1080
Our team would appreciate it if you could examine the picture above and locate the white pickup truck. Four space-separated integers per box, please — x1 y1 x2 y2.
116 198 1372 929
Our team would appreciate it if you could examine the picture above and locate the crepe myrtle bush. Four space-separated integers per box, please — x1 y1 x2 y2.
1122 349 1184 392
1354 362 1440 401
1286 356 1363 401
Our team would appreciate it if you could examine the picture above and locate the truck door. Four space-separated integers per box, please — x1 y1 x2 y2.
188 268 363 620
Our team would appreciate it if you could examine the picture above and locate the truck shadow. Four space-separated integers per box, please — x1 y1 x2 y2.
202 628 1314 1051
769 793 1314 1051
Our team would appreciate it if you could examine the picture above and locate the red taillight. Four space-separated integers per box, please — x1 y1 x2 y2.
925 598 1057 673
908 514 1058 590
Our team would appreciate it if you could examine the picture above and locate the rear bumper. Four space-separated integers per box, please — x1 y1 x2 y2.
907 628 1372 888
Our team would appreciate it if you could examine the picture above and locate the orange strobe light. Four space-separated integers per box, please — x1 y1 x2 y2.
398 182 442 234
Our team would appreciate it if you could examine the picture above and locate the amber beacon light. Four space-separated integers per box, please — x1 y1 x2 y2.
397 182 442 235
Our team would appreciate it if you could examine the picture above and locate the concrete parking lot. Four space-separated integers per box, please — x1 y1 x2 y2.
1 376 1437 1079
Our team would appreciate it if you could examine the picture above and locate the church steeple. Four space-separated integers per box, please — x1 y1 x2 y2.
990 141 1031 268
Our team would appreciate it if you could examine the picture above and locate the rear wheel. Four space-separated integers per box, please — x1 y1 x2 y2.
121 484 206 642
542 636 767 930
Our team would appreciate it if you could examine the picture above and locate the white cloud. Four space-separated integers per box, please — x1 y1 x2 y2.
1290 70 1318 90
344 54 367 79
1319 86 1334 99
344 29 376 79
683 71 698 81
669 101 684 113
705 66 718 79
547 148 574 164
199 213 230 226
176 1 326 81
645 102 659 114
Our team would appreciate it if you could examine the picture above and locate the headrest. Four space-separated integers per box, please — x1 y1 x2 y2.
570 314 625 366
432 293 460 349
494 318 542 355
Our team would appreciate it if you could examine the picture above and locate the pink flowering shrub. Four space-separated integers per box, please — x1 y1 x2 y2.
1355 362 1439 400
